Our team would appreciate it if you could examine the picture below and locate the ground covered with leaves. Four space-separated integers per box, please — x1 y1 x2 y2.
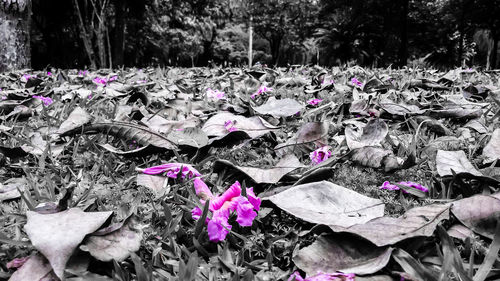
0 66 500 281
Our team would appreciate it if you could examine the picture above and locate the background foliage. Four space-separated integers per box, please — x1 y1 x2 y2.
30 0 500 69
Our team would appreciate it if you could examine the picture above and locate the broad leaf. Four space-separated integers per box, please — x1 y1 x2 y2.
435 150 482 177
252 97 304 117
451 193 500 239
293 234 393 276
263 181 384 227
24 208 113 279
482 128 500 164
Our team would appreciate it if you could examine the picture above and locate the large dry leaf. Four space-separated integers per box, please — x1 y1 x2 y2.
8 254 58 281
293 234 393 276
263 181 384 227
213 154 305 184
350 146 403 172
202 112 278 139
482 128 500 164
275 122 328 154
330 204 450 247
345 119 388 149
57 107 91 135
435 150 482 177
252 97 304 117
140 115 200 134
451 193 500 239
81 216 143 262
59 121 177 150
167 127 209 148
24 208 113 279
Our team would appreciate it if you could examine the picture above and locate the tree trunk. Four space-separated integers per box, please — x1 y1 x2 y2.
0 0 31 72
397 0 409 67
72 0 97 69
248 15 253 67
112 0 124 66
491 32 498 69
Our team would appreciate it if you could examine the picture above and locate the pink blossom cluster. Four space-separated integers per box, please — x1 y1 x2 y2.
192 179 261 242
224 120 237 132
207 88 225 100
310 146 332 165
251 85 273 99
78 70 89 76
351 77 363 87
288 271 355 281
307 98 323 106
380 181 429 193
93 75 118 85
32 95 53 106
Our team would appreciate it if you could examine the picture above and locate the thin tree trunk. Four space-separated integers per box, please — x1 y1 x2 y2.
491 33 498 69
458 0 466 66
112 0 125 66
0 0 31 72
248 15 253 67
398 0 409 67
72 0 97 69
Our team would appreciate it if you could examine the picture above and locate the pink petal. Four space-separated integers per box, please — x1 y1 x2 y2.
246 187 261 211
6 257 30 269
288 272 305 281
310 146 332 165
142 163 201 179
207 210 232 242
194 177 214 200
191 207 202 220
235 197 257 226
211 181 242 210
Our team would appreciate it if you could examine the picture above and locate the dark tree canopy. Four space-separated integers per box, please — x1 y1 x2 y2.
14 0 500 69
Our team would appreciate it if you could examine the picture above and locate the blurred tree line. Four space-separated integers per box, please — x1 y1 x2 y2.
25 0 500 69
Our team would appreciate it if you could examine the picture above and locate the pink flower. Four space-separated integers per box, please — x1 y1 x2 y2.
307 98 323 106
207 88 225 100
22 74 36 82
192 179 261 242
251 85 273 99
224 120 237 132
7 257 30 269
310 146 332 165
93 75 117 86
142 163 201 179
47 71 52 76
32 95 53 106
78 70 88 76
351 77 363 87
288 271 355 281
380 181 429 193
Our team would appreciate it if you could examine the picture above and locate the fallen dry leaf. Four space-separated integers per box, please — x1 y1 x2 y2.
263 181 385 227
293 233 393 276
451 193 500 239
252 97 304 118
435 150 482 177
24 208 113 279
482 128 500 164
330 203 450 247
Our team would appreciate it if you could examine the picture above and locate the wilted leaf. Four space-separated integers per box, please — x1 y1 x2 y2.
24 208 113 279
263 181 384 227
8 254 58 281
447 224 474 241
345 119 388 149
450 193 500 239
435 150 482 177
59 121 177 150
213 154 305 184
293 234 393 276
81 216 143 262
351 146 403 172
275 122 328 154
482 128 500 164
167 127 209 148
202 112 278 139
252 97 304 118
57 107 91 135
330 204 450 247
